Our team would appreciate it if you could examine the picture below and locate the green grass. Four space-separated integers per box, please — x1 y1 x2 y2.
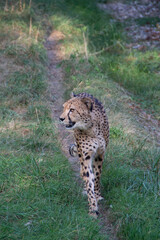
0 0 160 239
102 139 160 240
0 129 105 240
0 1 107 239
40 0 160 239
49 0 124 55
100 50 160 118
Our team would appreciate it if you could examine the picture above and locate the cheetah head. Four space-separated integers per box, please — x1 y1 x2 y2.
59 96 93 130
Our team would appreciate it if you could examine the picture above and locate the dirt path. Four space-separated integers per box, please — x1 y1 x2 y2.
45 30 80 177
45 31 118 240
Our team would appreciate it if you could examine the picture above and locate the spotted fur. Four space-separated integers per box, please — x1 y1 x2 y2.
60 93 109 217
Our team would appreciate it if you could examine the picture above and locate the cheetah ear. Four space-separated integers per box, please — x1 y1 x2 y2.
70 92 76 98
81 97 93 112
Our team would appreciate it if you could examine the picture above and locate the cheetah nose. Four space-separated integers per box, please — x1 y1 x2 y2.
59 117 65 122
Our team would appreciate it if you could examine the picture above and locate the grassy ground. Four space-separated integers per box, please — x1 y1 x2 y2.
44 0 160 239
0 0 160 240
0 1 108 239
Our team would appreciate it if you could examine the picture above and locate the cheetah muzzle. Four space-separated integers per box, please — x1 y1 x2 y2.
65 121 76 129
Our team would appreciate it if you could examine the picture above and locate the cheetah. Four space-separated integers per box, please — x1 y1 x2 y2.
59 93 109 217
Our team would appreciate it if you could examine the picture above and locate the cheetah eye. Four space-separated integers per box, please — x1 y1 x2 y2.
70 108 74 112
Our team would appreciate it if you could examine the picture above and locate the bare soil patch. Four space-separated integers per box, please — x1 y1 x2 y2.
98 0 160 49
45 30 80 175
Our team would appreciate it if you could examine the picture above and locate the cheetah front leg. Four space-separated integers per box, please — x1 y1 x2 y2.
79 152 99 218
93 153 104 202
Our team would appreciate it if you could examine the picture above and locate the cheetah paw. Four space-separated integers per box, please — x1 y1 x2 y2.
89 210 99 219
69 144 77 157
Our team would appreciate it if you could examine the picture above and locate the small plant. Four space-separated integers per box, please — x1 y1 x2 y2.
110 126 124 139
